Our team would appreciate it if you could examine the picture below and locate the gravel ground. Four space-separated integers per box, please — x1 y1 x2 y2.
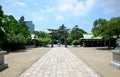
0 47 50 77
68 47 120 77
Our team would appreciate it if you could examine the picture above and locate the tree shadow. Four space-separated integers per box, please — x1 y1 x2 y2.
95 47 112 51
4 49 27 54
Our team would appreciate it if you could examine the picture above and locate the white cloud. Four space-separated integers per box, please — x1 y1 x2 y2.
97 0 120 14
46 6 56 12
73 0 95 16
57 4 74 12
31 12 44 21
37 16 44 21
56 15 64 20
45 0 95 16
15 1 26 7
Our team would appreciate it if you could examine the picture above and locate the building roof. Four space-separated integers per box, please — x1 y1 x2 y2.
81 34 102 39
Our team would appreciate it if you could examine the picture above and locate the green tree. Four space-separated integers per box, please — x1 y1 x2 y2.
0 5 30 51
72 40 80 46
0 5 5 46
19 16 30 38
92 18 107 37
58 24 68 44
92 18 112 48
109 17 120 38
19 16 27 28
32 31 51 47
32 31 50 38
0 5 3 26
68 25 87 44
1 15 30 51
92 17 120 48
59 24 66 31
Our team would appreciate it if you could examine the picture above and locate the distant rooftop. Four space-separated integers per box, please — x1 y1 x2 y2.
81 34 102 39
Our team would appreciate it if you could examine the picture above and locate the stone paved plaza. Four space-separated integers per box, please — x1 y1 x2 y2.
19 47 101 77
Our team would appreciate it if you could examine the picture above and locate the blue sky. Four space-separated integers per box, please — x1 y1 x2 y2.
1 0 120 33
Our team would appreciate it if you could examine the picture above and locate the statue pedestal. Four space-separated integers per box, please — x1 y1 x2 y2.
110 39 120 69
0 51 8 71
110 50 120 69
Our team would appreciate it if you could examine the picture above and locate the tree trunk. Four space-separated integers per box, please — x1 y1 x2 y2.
108 40 111 49
117 34 119 38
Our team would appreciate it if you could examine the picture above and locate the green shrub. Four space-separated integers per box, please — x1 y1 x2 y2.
0 33 27 51
72 40 80 46
37 38 51 47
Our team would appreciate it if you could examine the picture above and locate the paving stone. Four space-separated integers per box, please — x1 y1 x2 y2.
19 47 101 77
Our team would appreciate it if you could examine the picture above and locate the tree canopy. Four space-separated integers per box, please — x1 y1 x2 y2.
0 5 5 46
70 25 87 40
0 5 30 51
92 17 120 40
92 18 107 37
32 31 50 38
67 25 87 45
92 17 120 48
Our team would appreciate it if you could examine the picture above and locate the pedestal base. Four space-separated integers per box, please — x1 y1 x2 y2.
0 63 8 71
110 61 120 69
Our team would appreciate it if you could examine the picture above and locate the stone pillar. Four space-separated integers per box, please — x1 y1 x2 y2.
0 51 8 71
64 31 67 48
51 32 54 47
110 39 120 69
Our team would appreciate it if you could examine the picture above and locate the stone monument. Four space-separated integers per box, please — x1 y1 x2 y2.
110 38 120 69
0 50 8 71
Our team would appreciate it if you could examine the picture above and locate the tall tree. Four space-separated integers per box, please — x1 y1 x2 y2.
92 18 107 37
1 15 30 51
58 24 68 44
0 5 3 24
70 25 87 40
92 17 120 48
19 16 24 26
0 5 5 46
32 31 50 38
19 16 28 28
59 24 66 31
67 25 87 44
19 16 30 38
109 17 120 38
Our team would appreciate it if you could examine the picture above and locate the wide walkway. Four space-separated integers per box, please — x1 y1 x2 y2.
19 47 101 77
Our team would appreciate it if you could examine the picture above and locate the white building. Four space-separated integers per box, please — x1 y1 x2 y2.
25 21 34 32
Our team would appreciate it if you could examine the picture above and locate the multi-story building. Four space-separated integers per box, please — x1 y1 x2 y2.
24 21 35 32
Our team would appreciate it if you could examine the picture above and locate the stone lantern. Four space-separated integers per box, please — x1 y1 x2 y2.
0 50 8 71
110 39 120 69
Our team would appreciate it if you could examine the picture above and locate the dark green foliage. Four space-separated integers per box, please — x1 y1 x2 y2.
1 15 30 51
92 18 107 37
32 31 50 38
37 38 51 47
0 5 3 25
51 24 87 45
0 6 30 51
0 5 5 46
92 17 120 48
68 25 87 44
59 24 66 31
19 16 29 29
32 31 51 47
67 36 73 45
